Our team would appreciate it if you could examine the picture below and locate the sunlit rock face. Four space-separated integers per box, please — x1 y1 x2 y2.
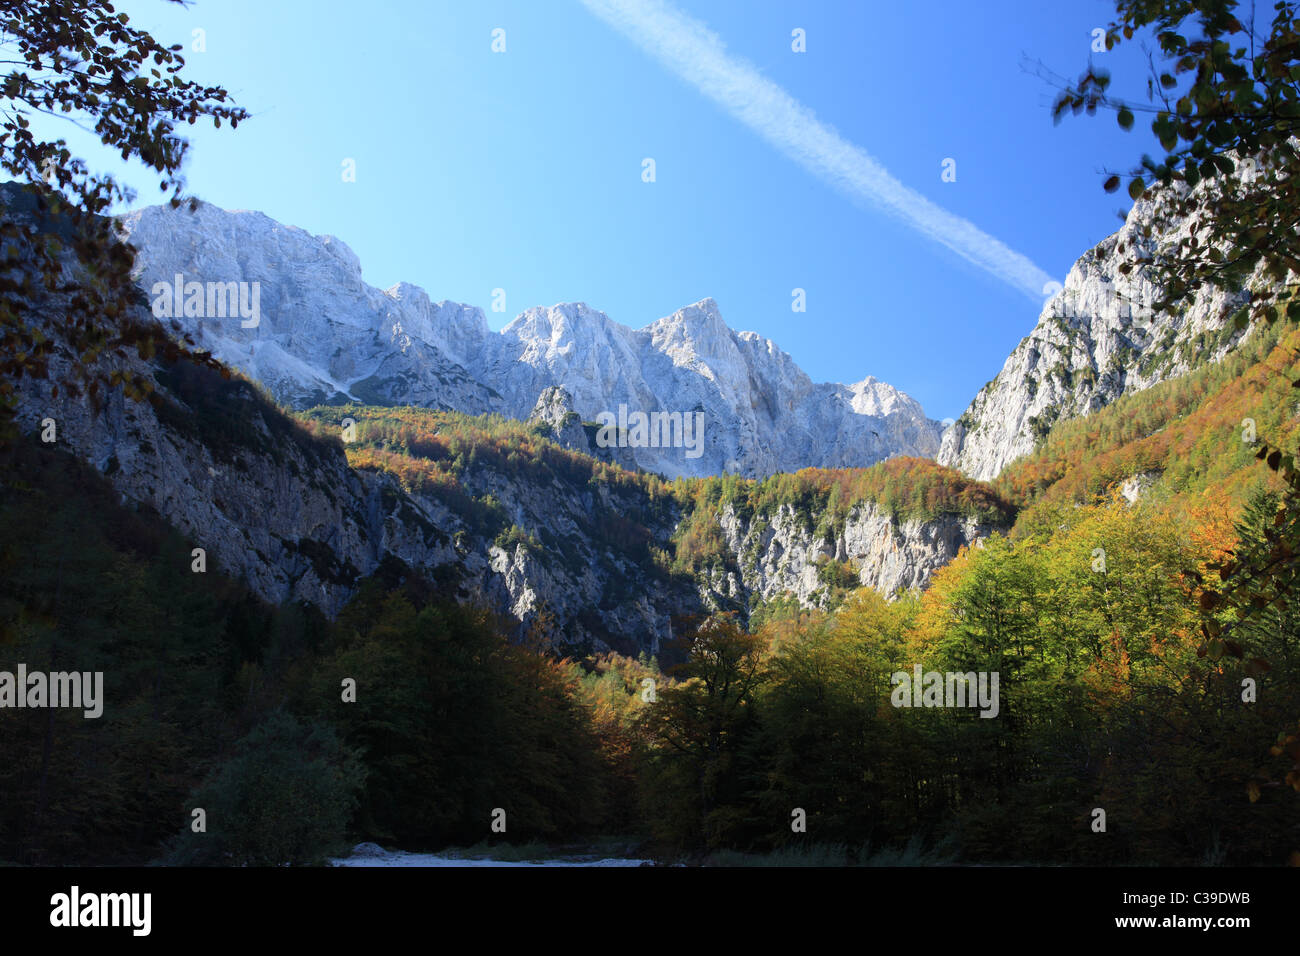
118 201 943 480
939 190 1254 482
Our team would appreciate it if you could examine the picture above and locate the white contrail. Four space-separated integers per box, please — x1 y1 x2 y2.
578 0 1054 300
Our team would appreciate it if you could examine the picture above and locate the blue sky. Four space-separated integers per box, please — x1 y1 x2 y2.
38 0 1161 420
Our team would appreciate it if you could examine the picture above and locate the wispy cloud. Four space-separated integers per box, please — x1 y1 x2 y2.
579 0 1054 300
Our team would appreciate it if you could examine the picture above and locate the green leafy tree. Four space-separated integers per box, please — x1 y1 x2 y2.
750 590 920 850
166 711 364 866
638 613 765 849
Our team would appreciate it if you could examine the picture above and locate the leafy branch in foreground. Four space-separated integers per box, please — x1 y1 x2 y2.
1054 0 1300 328
0 0 247 435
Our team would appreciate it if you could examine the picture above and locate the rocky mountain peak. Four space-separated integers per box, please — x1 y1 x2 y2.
115 199 944 479
528 384 579 430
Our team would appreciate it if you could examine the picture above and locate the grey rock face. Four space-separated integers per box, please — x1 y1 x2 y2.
116 202 500 414
702 501 1001 611
12 328 694 653
525 384 638 469
116 202 943 480
1119 471 1161 504
938 191 1255 481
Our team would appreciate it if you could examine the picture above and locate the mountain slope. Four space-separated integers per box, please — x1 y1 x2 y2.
939 192 1257 481
994 316 1300 533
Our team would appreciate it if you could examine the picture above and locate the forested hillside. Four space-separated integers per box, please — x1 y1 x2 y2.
997 318 1300 524
5 305 1298 865
300 404 1013 618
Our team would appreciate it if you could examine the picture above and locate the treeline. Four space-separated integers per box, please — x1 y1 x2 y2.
0 438 274 864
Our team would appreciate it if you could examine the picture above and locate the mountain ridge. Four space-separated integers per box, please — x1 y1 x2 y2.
116 199 944 480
